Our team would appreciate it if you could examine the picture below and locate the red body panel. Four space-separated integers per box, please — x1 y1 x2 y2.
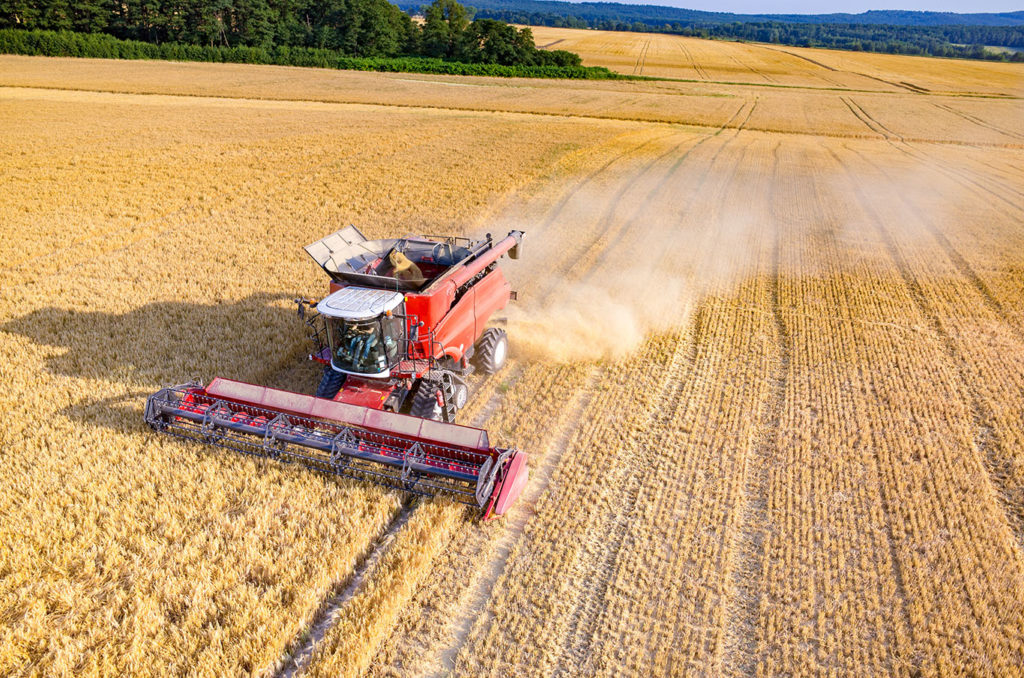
336 376 396 410
469 268 512 345
432 287 477 362
405 268 511 363
490 450 529 518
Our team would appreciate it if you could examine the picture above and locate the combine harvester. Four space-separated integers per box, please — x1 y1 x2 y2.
145 227 528 518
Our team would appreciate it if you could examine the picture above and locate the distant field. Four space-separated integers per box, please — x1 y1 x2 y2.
1 32 1023 677
531 25 1024 96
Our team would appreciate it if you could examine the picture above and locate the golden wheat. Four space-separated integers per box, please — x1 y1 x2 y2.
1 35 1023 678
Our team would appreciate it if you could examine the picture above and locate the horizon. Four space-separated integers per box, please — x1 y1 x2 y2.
559 0 1024 15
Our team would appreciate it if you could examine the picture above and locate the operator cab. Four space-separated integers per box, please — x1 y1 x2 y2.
317 287 406 378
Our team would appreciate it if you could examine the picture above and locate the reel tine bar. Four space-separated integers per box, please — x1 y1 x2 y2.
145 383 500 507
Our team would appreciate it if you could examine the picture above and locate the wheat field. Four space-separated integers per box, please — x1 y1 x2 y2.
1 28 1023 678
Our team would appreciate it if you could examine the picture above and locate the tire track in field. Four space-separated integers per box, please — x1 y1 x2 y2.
580 100 756 278
729 55 776 84
846 97 904 141
737 96 759 131
841 103 1024 216
273 503 414 677
528 129 706 299
761 46 923 94
835 145 1024 562
836 104 1024 212
890 141 1024 214
720 141 782 678
430 367 601 678
932 102 1024 141
536 129 678 234
750 45 848 88
925 151 1024 201
578 120 744 280
518 127 680 289
555 331 692 675
840 96 900 141
632 39 651 76
678 41 709 80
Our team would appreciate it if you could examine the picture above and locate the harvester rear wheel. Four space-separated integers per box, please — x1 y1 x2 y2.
315 366 345 400
474 328 508 375
409 380 445 422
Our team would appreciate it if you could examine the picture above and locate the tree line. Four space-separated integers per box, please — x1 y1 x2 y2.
0 0 585 67
450 0 1024 62
0 27 615 77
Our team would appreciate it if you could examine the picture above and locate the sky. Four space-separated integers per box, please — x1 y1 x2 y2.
596 1 1023 13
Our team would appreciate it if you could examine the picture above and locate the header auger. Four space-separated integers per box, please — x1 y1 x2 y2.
144 227 528 518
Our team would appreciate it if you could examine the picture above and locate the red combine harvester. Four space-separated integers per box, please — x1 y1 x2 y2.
144 227 528 518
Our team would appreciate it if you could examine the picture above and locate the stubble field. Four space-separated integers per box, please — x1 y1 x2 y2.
1 28 1023 677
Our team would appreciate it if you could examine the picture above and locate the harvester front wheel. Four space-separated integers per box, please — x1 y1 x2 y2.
474 328 508 375
315 366 345 400
409 380 444 421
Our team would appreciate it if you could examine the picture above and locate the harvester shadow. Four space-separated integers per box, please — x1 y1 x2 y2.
2 292 319 433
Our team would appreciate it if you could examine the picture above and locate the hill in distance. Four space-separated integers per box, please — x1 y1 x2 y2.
402 0 1024 27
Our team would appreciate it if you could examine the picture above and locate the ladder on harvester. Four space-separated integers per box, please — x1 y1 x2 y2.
438 371 459 423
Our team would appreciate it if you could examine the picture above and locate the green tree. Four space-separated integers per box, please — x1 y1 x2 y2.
232 0 276 47
0 0 40 26
456 18 529 65
421 0 467 58
41 0 73 30
70 0 108 33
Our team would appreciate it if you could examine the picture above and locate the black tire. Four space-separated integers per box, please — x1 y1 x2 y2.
409 380 444 421
474 328 508 375
315 366 345 399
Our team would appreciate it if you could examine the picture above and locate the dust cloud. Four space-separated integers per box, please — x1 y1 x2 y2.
487 137 991 365
505 275 695 363
490 170 768 364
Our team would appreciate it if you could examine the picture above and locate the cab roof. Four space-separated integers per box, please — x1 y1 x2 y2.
316 286 403 320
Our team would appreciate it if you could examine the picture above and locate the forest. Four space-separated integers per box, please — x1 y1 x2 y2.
0 0 584 66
